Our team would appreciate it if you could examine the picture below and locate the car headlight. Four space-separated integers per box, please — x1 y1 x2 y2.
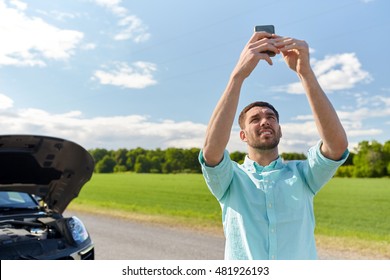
67 216 89 245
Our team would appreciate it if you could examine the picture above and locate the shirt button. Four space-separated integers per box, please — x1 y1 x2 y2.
268 203 272 208
271 255 275 259
271 228 275 233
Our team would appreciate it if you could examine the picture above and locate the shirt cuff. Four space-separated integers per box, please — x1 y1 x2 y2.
199 149 233 200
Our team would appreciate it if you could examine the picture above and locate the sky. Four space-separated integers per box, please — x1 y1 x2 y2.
0 0 389 154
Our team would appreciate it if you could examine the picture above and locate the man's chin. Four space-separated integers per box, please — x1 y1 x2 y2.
249 142 279 151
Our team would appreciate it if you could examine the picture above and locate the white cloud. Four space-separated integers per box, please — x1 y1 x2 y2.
377 95 390 106
93 0 126 16
0 97 206 150
114 15 150 42
273 93 390 153
0 90 389 153
9 0 26 10
80 43 97 50
92 0 150 42
0 93 14 109
0 0 84 67
274 53 372 94
346 128 382 137
314 53 372 90
338 107 390 123
381 87 390 93
37 9 78 22
92 61 157 89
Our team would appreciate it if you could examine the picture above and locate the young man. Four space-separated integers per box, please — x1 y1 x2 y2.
199 31 349 260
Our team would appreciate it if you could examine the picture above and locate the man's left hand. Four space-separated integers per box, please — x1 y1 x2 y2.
274 36 312 75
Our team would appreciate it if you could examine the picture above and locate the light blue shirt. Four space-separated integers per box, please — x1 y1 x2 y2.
199 141 349 260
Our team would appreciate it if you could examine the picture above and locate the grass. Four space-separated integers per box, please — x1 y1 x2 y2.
70 174 390 257
314 178 390 242
314 178 390 258
72 173 222 228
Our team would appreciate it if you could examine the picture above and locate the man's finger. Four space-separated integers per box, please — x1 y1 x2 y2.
248 31 272 44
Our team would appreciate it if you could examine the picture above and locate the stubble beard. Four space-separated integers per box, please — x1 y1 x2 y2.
247 129 281 151
249 137 280 151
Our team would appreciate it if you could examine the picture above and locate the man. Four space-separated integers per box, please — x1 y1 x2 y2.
199 30 349 260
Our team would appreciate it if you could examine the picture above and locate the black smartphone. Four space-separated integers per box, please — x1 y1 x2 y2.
254 25 275 57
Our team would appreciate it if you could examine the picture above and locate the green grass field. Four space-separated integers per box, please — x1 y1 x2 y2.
72 173 221 226
314 178 390 242
71 173 390 256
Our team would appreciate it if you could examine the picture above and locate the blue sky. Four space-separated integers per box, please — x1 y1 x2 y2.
0 0 389 153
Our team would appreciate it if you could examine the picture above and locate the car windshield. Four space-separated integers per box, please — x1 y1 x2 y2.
0 191 39 210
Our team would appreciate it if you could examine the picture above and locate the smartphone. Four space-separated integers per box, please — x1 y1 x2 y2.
254 25 275 57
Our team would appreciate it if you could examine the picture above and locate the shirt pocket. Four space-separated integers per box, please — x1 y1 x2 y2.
274 176 308 222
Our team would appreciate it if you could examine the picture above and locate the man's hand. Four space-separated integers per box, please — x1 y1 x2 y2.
231 32 280 81
275 37 312 75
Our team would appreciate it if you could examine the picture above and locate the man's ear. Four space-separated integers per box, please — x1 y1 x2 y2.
279 125 282 138
240 130 247 142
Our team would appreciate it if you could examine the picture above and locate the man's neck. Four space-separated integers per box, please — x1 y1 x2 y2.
247 147 279 167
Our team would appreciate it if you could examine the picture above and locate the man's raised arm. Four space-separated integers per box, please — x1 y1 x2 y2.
276 37 348 160
202 32 279 166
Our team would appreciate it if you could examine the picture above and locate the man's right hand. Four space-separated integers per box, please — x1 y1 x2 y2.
231 31 280 81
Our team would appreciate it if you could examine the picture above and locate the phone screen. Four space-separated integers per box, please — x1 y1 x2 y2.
254 25 275 34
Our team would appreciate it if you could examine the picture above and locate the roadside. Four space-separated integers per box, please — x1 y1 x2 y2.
69 205 389 260
316 235 389 260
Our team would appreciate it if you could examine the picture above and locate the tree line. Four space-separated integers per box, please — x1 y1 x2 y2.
336 140 390 178
89 147 202 174
89 140 390 178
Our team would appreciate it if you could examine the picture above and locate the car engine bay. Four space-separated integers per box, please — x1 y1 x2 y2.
0 214 93 260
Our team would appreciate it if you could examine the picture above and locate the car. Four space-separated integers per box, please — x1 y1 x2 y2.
0 135 95 260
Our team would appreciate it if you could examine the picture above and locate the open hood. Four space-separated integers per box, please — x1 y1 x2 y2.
0 135 94 214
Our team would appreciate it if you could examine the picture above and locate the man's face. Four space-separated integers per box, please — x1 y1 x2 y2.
240 106 282 150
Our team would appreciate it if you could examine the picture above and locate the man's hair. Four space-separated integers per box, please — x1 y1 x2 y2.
238 101 279 129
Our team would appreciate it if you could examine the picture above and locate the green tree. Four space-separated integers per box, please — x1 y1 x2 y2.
148 155 162 173
383 141 390 176
335 165 355 177
353 140 386 177
162 148 184 173
126 147 146 171
113 148 128 170
113 164 127 172
183 148 201 173
342 152 355 166
230 151 246 164
89 148 110 163
134 154 151 173
280 152 307 161
95 155 116 173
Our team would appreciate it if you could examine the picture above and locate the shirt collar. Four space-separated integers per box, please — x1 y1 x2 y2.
242 155 283 173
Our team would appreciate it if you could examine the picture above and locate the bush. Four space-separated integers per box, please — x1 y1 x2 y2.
114 164 127 173
335 166 354 178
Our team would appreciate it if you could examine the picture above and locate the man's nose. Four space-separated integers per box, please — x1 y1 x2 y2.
260 118 269 126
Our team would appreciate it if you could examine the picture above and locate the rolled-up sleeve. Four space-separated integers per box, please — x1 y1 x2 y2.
304 140 349 194
199 150 234 200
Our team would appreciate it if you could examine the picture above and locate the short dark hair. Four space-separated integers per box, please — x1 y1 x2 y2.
238 101 279 129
